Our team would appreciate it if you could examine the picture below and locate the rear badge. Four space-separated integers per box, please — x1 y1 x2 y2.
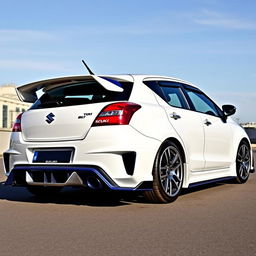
78 113 92 119
46 113 55 124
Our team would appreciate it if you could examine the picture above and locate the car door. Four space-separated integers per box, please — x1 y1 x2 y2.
183 88 233 170
153 81 206 172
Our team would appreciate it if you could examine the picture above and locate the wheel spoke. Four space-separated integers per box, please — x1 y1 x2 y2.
170 153 179 166
164 178 169 192
238 153 243 159
160 173 168 180
173 173 181 183
237 158 243 162
241 145 246 158
167 148 172 162
242 166 248 178
172 177 179 189
169 178 172 194
244 152 250 161
164 151 170 165
241 166 245 178
172 162 181 171
239 165 243 177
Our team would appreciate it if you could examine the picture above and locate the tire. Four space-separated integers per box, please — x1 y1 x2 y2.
236 142 251 184
144 141 184 203
26 186 62 197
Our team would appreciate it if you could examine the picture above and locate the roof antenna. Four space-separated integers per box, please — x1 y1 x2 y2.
82 60 95 75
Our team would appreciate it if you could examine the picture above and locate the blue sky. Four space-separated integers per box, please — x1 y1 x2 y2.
0 0 255 122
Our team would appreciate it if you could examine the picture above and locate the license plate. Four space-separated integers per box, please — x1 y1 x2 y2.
33 149 73 163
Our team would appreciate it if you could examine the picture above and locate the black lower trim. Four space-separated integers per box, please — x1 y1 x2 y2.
122 152 136 176
3 153 10 173
135 181 153 190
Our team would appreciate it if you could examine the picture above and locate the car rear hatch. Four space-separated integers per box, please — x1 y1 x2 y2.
18 75 134 142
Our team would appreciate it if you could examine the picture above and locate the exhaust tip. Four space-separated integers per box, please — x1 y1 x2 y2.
86 176 103 190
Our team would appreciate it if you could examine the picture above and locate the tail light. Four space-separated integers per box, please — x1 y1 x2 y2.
12 113 23 132
92 102 141 126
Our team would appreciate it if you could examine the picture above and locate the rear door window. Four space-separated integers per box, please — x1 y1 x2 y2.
30 80 133 109
160 86 188 109
144 80 189 109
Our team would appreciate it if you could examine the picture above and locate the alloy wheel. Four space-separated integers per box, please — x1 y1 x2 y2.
159 146 183 197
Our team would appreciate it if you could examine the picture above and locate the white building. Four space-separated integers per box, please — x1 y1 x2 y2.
0 84 31 155
242 122 256 129
0 84 31 129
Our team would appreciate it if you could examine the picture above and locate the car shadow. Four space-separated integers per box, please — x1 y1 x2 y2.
0 178 238 206
0 182 131 207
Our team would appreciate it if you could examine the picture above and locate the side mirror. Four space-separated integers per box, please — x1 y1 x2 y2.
222 104 236 117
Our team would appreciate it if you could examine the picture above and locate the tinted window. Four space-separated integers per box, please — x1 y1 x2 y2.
160 86 187 108
143 81 188 109
30 81 133 109
143 81 166 101
186 90 219 116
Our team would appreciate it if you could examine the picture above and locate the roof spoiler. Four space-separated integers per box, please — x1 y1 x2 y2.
16 75 125 103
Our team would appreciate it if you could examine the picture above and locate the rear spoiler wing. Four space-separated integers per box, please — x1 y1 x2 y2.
16 75 132 103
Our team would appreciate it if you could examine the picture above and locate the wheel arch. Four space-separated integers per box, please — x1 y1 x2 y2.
163 137 187 164
240 137 251 147
236 137 252 162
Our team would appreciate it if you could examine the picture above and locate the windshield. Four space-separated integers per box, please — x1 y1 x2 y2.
30 80 133 109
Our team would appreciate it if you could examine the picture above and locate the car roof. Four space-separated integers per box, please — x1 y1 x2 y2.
107 74 199 91
102 74 199 89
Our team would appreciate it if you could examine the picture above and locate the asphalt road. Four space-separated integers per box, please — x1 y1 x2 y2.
0 153 255 256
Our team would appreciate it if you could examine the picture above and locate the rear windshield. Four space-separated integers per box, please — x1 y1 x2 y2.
30 80 133 109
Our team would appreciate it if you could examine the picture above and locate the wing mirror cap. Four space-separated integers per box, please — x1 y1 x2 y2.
222 104 236 117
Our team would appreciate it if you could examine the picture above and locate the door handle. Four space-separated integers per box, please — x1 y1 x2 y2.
204 119 212 126
170 112 181 120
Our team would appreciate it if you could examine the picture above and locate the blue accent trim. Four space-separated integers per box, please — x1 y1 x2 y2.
99 77 123 88
5 171 14 185
7 166 152 191
188 176 235 188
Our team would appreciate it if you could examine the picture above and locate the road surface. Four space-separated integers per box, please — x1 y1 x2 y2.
0 153 255 256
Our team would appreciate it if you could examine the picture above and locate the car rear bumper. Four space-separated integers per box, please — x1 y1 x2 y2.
4 125 161 189
5 165 153 191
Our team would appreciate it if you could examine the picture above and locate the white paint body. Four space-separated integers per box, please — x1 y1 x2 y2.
4 75 252 189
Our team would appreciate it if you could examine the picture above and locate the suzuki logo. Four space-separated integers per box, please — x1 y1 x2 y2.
46 113 55 124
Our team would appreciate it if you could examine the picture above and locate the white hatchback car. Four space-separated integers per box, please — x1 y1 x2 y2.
3 74 254 203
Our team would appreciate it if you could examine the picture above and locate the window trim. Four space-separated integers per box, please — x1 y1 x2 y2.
143 80 190 110
158 82 190 110
181 86 224 118
143 79 224 119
